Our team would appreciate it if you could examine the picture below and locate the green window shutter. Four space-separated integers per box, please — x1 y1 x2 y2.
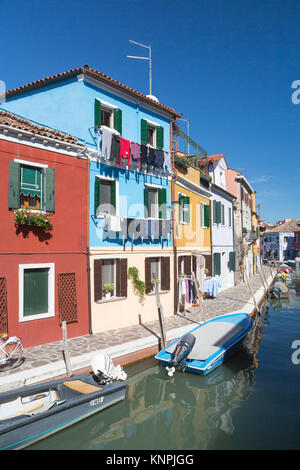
228 207 232 227
44 168 55 212
156 126 164 149
94 99 101 128
213 200 217 223
110 180 116 215
183 196 190 223
204 204 210 228
113 108 122 135
221 204 225 225
8 161 20 209
141 119 148 145
229 251 236 272
214 253 221 276
94 177 100 216
144 186 149 218
158 188 167 219
217 201 221 224
24 268 48 316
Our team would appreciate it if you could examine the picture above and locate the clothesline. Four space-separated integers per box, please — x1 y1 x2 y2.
97 127 171 170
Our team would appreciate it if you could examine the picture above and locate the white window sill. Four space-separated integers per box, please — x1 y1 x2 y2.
96 296 126 304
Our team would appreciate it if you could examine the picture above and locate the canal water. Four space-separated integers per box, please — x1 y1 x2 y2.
29 277 300 450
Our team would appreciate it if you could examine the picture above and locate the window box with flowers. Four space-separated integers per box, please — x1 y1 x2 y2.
14 209 53 234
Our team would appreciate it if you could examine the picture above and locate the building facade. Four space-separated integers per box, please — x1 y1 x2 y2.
207 155 236 290
1 66 181 333
0 111 89 347
226 169 257 281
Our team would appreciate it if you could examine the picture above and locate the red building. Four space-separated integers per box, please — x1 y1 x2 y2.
0 111 90 347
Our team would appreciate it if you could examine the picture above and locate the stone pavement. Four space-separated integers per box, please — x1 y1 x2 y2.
0 266 276 392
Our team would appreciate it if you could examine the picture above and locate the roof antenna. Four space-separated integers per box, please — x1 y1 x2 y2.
127 40 157 101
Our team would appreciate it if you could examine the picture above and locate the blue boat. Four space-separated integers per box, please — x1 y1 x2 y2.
155 313 253 376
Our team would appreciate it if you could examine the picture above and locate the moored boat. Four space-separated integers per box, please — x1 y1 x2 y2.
0 355 127 450
155 313 253 377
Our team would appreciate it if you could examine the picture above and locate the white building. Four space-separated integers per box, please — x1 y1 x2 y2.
207 155 236 291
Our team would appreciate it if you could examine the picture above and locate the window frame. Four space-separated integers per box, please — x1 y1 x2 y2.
19 263 55 322
95 175 119 217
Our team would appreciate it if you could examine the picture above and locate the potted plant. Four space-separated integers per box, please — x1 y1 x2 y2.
103 283 114 299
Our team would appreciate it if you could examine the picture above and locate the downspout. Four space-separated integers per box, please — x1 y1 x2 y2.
86 157 93 335
170 116 179 314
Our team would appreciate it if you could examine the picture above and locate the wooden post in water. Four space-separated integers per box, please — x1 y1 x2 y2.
62 321 73 378
153 273 166 350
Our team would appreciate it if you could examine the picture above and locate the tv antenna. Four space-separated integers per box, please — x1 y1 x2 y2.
127 40 152 96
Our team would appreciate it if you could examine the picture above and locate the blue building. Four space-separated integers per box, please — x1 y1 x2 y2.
2 65 181 332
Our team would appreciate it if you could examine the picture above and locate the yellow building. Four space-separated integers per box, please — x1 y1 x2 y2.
171 152 212 308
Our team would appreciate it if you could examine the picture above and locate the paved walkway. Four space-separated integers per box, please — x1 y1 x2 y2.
0 266 276 392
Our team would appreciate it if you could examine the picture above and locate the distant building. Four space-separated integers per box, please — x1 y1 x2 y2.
263 219 300 261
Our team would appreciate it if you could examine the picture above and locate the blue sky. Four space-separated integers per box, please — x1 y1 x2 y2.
1 0 299 224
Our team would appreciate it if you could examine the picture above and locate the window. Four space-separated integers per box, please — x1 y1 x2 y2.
178 255 191 276
94 177 117 216
145 257 170 294
19 263 55 322
101 107 113 128
8 161 55 212
213 200 222 224
94 99 122 134
178 193 190 224
284 236 289 243
141 119 164 149
147 124 156 147
94 258 128 301
144 186 167 219
201 202 210 228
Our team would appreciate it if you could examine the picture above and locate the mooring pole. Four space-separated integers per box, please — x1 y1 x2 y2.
62 321 73 378
153 273 166 350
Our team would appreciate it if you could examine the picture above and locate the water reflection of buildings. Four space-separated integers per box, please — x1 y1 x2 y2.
30 308 268 450
79 309 268 450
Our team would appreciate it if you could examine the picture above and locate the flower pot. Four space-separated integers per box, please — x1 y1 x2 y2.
105 293 112 299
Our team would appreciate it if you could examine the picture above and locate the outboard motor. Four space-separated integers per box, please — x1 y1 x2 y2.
166 333 196 377
91 353 127 384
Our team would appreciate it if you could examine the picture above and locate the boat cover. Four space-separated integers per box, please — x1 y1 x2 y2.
165 321 244 361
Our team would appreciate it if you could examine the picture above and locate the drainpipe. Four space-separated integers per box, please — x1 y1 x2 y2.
170 116 179 314
86 157 93 335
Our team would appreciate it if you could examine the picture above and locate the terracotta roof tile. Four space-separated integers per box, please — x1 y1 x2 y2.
0 110 82 146
5 65 181 118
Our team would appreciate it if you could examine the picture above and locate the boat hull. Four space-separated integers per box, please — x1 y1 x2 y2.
0 374 127 450
155 313 253 376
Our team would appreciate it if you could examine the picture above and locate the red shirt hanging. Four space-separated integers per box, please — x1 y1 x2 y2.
120 138 131 167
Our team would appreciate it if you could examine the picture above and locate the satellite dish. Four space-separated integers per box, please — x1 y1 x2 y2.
147 94 159 103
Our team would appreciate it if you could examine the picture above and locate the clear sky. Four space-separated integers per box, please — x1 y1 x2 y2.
1 0 299 224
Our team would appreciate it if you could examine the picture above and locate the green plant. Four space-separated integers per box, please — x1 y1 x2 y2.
205 268 209 274
151 278 160 288
14 209 53 234
103 283 114 294
128 267 146 301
